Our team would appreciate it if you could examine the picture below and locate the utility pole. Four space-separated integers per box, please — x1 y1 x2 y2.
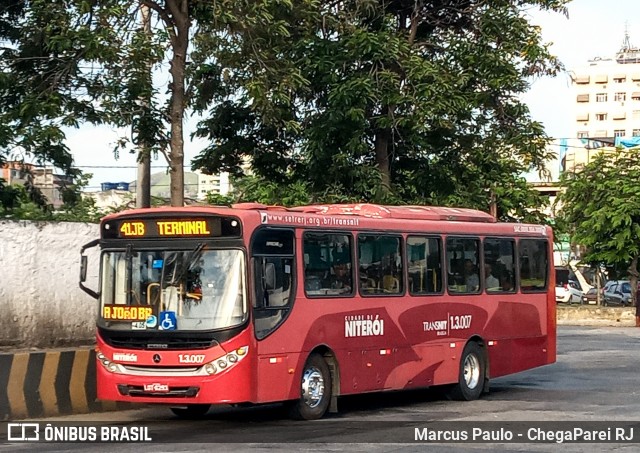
136 4 152 208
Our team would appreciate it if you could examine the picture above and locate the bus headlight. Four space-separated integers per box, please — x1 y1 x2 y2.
96 350 123 374
201 346 248 376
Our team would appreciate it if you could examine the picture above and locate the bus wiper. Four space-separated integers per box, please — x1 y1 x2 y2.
168 243 205 286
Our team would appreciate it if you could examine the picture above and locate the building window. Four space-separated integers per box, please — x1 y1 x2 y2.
576 94 589 103
595 93 608 102
614 129 626 137
594 130 607 137
632 92 640 100
595 113 607 121
574 75 590 84
633 129 640 137
633 110 640 120
613 75 626 83
614 92 626 102
577 131 589 138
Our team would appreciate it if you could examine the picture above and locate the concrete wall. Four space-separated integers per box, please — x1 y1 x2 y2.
0 348 138 420
557 305 636 326
0 220 100 348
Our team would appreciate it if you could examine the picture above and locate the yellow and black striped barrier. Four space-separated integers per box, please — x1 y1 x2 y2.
0 348 137 420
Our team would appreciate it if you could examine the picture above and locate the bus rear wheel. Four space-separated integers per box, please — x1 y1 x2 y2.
288 353 332 420
448 342 486 401
170 404 211 418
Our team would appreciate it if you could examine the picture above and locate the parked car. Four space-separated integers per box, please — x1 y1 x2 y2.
556 279 584 304
582 287 598 305
603 280 633 306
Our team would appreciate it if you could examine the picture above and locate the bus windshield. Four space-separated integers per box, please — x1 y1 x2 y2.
98 248 247 331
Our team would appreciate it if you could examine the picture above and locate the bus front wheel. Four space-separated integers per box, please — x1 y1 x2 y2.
448 342 486 401
170 404 211 418
288 353 332 420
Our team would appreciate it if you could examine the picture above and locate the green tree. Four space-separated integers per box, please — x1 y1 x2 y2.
0 1 205 207
557 149 640 310
192 0 566 220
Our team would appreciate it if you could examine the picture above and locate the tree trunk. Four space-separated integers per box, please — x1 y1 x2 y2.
136 4 152 209
374 105 393 195
167 0 189 207
374 128 391 193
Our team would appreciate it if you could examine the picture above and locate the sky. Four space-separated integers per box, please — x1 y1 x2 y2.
64 0 640 191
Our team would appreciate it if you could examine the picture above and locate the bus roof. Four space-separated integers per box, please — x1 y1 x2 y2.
102 203 496 223
100 203 551 238
235 203 496 223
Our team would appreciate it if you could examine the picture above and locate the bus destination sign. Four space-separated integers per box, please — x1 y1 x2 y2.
114 218 221 239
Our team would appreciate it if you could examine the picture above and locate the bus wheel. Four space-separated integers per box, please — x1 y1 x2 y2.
449 342 485 401
289 353 332 420
170 404 211 418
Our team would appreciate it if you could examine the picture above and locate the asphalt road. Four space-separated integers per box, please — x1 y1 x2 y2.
2 326 640 452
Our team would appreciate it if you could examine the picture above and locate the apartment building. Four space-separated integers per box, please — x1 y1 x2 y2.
572 32 640 141
1 161 72 208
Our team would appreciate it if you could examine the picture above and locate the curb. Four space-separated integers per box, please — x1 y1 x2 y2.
0 349 137 420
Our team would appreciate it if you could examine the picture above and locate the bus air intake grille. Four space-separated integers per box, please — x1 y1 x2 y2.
106 337 216 350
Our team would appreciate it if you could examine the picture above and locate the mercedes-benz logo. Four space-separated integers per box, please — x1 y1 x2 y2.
153 354 161 363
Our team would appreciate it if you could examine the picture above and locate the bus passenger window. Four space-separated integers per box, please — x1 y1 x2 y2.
483 238 516 293
303 233 353 296
519 239 548 291
407 236 442 295
358 234 403 296
446 237 480 294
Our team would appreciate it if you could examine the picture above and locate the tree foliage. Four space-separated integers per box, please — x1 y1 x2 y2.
557 148 640 305
192 0 568 220
0 0 197 207
2 0 569 220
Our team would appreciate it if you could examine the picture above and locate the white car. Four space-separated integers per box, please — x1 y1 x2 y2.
555 280 583 304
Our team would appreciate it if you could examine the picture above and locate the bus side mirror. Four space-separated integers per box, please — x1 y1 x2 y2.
80 256 88 282
79 239 100 300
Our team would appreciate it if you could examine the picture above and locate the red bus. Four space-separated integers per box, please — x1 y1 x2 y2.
79 203 556 420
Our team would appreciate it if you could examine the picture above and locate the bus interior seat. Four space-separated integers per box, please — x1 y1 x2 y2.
382 275 399 293
361 277 377 293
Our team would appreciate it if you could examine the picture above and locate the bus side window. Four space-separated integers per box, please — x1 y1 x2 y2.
407 236 442 295
358 234 403 296
484 238 516 293
303 232 353 296
519 239 548 291
446 237 480 294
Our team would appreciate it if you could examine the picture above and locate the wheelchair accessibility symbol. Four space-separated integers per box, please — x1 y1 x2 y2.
159 311 177 330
